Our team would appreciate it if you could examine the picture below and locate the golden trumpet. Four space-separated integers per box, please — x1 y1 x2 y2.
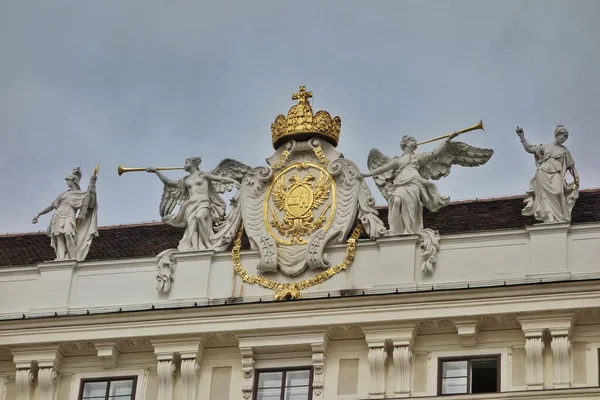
417 120 485 146
117 164 184 176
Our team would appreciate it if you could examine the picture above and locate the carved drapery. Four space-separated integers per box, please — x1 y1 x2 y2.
157 360 176 400
525 336 544 389
367 346 386 397
241 353 255 400
551 335 571 388
38 367 58 400
393 345 412 395
180 358 200 400
15 368 35 400
312 352 325 397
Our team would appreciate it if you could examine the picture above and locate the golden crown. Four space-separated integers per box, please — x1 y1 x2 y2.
271 86 341 149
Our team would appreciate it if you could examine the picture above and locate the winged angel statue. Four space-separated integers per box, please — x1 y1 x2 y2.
365 133 493 234
146 156 251 251
364 132 493 271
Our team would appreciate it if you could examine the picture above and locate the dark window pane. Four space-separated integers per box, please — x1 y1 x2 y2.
82 381 107 397
471 359 498 393
256 388 282 400
258 372 284 388
441 377 468 394
284 385 309 400
442 361 468 378
285 370 310 387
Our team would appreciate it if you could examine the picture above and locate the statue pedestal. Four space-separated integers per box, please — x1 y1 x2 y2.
526 223 570 276
168 250 214 306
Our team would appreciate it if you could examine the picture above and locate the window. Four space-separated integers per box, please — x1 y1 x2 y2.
78 376 137 400
438 356 499 395
254 368 313 400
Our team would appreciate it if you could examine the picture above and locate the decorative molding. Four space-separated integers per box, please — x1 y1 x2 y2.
417 319 456 334
59 342 96 356
312 352 325 397
118 338 153 353
156 360 176 400
156 248 177 294
180 358 200 400
0 376 7 400
202 332 238 348
38 367 58 400
241 347 254 400
326 325 364 340
367 346 386 398
551 335 571 388
454 320 480 347
524 336 544 390
94 342 121 369
478 315 519 328
392 345 412 396
15 368 35 400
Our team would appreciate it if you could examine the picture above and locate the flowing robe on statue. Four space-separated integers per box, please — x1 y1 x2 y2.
523 143 578 223
388 154 449 234
161 179 227 251
47 189 98 261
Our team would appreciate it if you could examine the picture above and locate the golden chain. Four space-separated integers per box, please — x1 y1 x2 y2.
271 150 290 170
313 146 329 165
232 223 363 300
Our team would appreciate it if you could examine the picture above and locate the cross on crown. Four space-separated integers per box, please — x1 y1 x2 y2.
292 86 312 105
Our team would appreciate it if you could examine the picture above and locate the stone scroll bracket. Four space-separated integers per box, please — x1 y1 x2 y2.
0 376 8 400
11 346 63 400
240 347 255 400
417 228 440 274
519 315 574 390
390 327 416 398
151 339 204 400
310 339 329 398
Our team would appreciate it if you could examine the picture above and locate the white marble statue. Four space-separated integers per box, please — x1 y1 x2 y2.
32 166 99 261
516 124 579 223
364 134 494 235
146 156 251 251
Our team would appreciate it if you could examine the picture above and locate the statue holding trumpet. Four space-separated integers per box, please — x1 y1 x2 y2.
119 157 251 251
363 120 493 236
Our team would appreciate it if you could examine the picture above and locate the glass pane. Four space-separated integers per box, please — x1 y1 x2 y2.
257 388 282 400
285 370 310 387
109 380 134 396
442 361 468 378
285 385 309 400
258 372 283 388
441 377 468 394
82 381 108 397
472 359 498 393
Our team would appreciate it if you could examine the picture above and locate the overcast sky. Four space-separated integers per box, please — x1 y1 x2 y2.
1 0 599 234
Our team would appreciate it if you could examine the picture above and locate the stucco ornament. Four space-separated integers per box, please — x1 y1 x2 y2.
32 165 99 261
364 130 493 272
516 125 579 223
236 86 385 290
146 157 251 251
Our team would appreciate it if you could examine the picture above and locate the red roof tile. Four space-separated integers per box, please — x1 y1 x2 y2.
1 190 599 267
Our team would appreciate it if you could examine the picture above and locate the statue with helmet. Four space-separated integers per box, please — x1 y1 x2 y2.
32 165 99 261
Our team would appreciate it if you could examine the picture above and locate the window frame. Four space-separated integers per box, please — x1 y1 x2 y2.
437 354 501 396
253 366 314 400
77 375 138 400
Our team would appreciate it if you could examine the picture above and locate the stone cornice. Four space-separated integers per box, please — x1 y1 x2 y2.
0 281 599 346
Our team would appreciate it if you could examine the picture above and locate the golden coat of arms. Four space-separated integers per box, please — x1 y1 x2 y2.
237 86 385 280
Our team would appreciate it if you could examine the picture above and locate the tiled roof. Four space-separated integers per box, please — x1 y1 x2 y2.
1 190 599 267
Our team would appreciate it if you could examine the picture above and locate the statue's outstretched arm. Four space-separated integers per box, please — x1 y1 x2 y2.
363 159 397 177
207 173 237 185
516 126 539 154
32 204 54 224
146 168 177 186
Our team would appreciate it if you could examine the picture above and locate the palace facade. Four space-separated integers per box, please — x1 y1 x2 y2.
1 190 599 400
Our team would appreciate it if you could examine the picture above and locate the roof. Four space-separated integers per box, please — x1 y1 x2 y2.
2 189 599 267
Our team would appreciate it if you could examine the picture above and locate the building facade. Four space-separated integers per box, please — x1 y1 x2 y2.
1 190 600 400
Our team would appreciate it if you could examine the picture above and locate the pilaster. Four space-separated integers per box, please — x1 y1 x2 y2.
390 326 416 397
0 376 8 400
549 318 573 389
311 338 328 398
367 346 387 398
240 347 255 400
152 339 203 400
15 366 35 400
12 346 62 400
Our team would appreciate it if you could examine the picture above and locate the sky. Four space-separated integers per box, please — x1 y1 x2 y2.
1 0 599 234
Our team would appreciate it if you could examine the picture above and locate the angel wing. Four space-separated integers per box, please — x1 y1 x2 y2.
159 180 185 217
312 171 331 209
209 158 252 194
418 141 494 180
367 148 397 202
272 174 287 211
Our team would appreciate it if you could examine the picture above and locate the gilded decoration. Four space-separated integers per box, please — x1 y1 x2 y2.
265 162 336 245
